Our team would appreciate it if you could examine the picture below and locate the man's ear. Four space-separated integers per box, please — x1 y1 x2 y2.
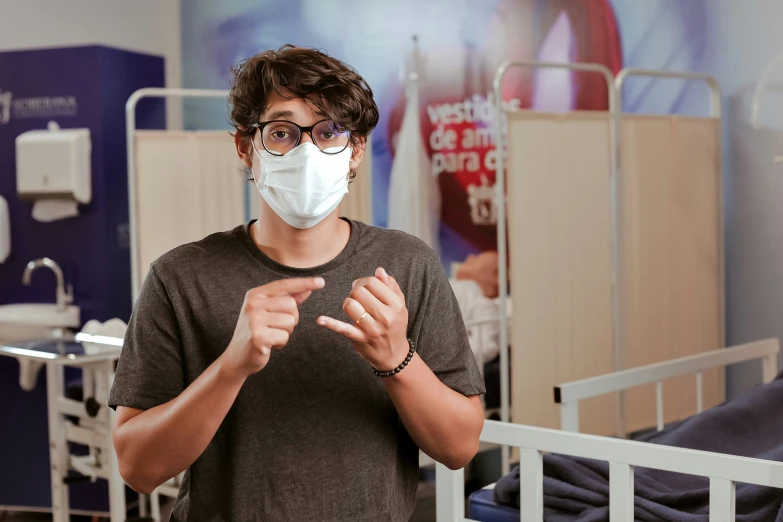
349 137 366 171
235 132 253 169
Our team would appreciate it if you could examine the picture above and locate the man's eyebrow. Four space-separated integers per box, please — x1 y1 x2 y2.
264 110 295 120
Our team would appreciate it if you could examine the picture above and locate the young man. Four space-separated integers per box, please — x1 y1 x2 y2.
109 45 485 522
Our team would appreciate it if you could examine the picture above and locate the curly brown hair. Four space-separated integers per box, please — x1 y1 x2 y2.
229 45 379 152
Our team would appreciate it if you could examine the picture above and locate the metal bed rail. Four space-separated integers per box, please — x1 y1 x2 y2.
555 338 779 434
436 418 783 522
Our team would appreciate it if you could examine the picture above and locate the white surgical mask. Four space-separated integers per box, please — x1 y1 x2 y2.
252 142 352 229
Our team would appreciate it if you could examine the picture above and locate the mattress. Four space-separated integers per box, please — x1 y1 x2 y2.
468 487 519 521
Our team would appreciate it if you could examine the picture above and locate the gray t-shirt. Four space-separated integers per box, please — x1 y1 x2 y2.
109 219 485 522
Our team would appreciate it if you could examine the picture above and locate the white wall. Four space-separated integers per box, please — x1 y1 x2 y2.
706 1 783 397
0 0 183 128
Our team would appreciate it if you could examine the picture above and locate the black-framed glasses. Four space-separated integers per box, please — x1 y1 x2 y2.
250 119 351 156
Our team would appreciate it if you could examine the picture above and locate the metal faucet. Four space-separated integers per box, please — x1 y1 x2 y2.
22 257 74 310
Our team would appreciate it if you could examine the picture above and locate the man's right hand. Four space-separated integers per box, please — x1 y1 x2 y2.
221 277 325 378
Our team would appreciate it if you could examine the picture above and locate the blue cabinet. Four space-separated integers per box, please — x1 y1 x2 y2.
0 45 165 513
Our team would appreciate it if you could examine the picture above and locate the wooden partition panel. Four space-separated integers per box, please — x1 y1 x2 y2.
507 111 617 435
506 111 723 436
136 131 245 282
339 137 373 224
620 115 723 433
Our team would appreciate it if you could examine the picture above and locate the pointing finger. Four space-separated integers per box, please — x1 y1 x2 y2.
290 290 313 305
253 277 325 298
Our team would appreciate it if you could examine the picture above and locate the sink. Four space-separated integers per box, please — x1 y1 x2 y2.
0 303 80 328
0 303 80 344
0 304 81 388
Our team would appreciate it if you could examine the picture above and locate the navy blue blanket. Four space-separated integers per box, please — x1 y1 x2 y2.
494 373 783 521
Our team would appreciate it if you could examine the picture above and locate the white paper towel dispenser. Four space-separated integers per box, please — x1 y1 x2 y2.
15 121 91 221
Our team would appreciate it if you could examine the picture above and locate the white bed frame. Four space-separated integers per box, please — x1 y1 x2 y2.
556 338 779 434
436 337 781 521
436 417 783 522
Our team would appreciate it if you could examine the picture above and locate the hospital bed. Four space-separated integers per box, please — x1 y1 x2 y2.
436 337 781 521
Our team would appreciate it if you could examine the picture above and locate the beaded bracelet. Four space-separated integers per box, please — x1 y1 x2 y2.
372 338 416 377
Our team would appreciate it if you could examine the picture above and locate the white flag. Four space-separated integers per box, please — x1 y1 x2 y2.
387 63 440 252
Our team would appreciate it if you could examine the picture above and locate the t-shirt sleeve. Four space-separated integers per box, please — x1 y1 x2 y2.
412 254 486 397
108 264 185 411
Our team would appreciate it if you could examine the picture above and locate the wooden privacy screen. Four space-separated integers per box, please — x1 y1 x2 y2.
135 131 374 283
340 137 373 224
136 131 246 283
506 111 723 436
620 114 722 434
506 111 616 435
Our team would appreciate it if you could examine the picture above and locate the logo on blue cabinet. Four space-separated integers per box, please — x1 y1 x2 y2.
0 88 78 125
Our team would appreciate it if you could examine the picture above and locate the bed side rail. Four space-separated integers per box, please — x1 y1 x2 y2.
436 418 783 522
555 339 779 433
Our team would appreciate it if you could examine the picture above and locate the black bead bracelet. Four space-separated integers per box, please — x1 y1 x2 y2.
372 339 416 377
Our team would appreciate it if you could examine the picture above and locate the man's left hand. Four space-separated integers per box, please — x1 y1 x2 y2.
317 267 409 371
